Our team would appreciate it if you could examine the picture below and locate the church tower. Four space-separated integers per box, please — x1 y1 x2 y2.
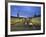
17 12 19 17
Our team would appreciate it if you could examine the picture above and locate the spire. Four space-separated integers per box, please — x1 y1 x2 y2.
17 12 19 17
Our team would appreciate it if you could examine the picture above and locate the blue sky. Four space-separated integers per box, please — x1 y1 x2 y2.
11 5 41 18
